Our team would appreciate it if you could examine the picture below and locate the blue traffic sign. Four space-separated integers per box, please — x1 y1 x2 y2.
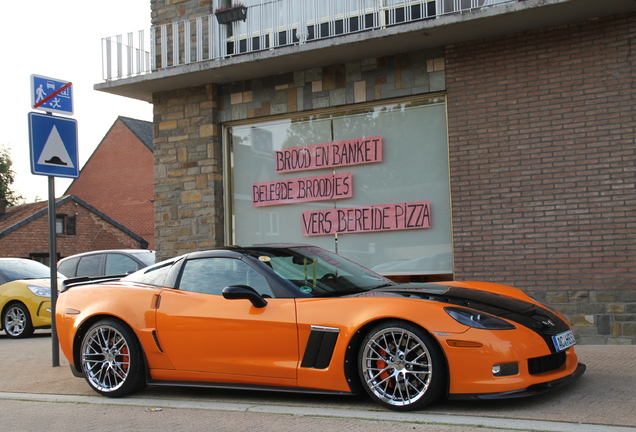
28 112 79 178
31 74 73 115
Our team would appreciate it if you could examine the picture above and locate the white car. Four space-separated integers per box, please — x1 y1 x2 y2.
58 249 155 278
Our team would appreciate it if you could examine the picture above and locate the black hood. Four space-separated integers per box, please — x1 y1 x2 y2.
368 283 569 351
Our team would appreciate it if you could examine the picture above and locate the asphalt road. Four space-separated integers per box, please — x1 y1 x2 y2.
1 331 635 432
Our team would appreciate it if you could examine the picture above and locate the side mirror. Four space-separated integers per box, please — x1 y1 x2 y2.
222 285 268 308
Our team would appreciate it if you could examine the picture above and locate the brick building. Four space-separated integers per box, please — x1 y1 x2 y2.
65 116 155 249
95 0 635 344
0 196 148 265
0 116 154 264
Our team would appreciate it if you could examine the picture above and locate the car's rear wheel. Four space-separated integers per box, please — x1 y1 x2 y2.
80 319 146 397
358 320 445 411
3 303 34 339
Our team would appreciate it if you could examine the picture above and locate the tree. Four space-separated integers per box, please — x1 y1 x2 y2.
0 145 24 206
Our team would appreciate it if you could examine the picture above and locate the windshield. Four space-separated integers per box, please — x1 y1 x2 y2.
249 245 394 297
0 259 52 282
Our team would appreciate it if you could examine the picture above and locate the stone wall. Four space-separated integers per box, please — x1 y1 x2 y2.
218 49 446 122
153 85 224 260
527 289 636 345
151 0 213 25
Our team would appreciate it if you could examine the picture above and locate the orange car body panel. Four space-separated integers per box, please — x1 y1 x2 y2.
439 325 579 394
294 296 470 392
56 283 175 371
154 289 298 380
56 279 581 397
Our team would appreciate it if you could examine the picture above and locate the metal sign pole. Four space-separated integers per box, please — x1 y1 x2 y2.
29 74 77 368
48 176 59 367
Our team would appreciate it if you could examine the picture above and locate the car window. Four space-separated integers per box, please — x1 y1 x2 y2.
179 257 273 297
57 257 79 277
105 254 140 276
76 254 103 277
268 256 335 281
0 259 52 281
247 245 393 296
122 260 174 287
128 251 156 266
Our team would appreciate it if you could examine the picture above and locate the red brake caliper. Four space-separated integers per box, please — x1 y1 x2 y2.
377 349 392 387
120 346 129 372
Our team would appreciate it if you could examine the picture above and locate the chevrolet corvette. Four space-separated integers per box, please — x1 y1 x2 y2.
56 244 585 411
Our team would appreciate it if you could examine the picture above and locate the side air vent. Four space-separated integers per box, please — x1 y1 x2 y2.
152 330 164 353
301 325 340 369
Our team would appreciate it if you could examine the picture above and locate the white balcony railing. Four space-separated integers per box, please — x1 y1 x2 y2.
101 0 515 81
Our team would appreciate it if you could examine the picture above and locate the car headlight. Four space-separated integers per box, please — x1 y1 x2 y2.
445 307 516 330
28 285 51 298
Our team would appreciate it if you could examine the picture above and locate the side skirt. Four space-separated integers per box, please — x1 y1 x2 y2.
146 378 355 396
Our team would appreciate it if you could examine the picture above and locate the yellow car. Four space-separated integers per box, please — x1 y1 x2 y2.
0 258 57 338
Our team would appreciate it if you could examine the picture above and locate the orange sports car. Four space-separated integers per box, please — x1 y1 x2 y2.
56 244 585 411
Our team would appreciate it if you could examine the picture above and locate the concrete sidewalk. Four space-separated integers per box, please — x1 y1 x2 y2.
1 332 635 431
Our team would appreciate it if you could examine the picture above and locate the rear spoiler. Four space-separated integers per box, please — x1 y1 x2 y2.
61 275 126 292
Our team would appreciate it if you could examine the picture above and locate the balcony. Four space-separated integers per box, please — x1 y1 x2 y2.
96 0 636 102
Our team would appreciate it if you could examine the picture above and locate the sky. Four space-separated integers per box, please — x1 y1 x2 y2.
0 1 154 203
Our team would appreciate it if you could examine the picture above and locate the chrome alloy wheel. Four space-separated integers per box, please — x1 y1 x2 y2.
3 303 33 338
81 324 132 393
360 326 434 408
4 305 28 337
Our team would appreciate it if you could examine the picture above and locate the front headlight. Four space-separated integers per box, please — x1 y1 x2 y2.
445 307 516 330
28 285 51 298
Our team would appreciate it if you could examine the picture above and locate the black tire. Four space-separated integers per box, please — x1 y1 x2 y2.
3 303 34 339
80 319 147 397
358 320 446 411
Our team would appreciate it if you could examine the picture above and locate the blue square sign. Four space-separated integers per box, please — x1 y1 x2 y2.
31 74 73 115
28 112 79 178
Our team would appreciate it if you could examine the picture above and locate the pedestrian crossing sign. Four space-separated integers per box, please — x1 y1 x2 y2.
28 112 79 178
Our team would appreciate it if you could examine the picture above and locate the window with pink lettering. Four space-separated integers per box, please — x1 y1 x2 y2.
227 97 452 277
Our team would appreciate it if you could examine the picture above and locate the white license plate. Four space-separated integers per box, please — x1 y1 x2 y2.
552 330 576 352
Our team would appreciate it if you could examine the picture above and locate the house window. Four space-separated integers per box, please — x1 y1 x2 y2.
56 216 65 234
55 214 76 235
29 253 60 267
67 215 77 235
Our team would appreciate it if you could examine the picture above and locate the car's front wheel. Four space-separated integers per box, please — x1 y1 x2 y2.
358 320 446 411
80 319 146 397
3 303 34 339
